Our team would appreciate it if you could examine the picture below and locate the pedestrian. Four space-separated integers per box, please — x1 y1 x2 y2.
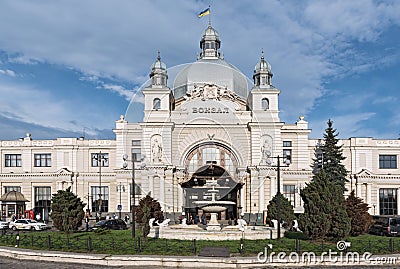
36 213 41 222
85 215 89 231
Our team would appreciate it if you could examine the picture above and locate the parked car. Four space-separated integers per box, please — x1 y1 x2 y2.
369 215 400 236
0 221 9 230
93 219 127 230
9 219 49 231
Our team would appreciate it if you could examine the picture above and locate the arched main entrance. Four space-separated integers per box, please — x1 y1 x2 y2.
181 162 242 223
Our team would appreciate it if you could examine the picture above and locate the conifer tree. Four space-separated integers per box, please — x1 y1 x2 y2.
299 170 350 240
345 190 374 236
135 194 163 223
50 187 86 236
266 193 296 228
313 119 348 192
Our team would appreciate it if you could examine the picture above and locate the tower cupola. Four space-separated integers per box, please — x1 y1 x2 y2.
150 51 168 87
253 50 273 87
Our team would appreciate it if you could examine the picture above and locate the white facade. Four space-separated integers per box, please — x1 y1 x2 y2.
1 25 399 223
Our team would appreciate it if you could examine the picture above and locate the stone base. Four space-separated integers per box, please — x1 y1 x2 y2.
148 225 285 240
206 224 221 231
206 213 222 231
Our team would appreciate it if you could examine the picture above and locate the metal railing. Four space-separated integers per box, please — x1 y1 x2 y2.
1 232 400 256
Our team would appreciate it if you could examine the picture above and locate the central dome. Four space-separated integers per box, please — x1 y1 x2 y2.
173 23 250 100
173 58 250 100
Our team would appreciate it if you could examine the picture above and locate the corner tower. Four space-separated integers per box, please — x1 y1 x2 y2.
142 52 174 122
248 51 280 123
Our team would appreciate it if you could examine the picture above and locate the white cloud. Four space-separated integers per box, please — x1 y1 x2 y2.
0 80 117 137
304 1 400 42
310 112 376 139
102 84 131 100
0 69 16 77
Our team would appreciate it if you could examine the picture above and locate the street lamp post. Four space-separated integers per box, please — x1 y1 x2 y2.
265 152 290 240
117 184 125 220
123 154 145 239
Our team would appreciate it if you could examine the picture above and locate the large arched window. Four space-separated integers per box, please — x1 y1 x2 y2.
185 144 237 177
153 98 161 110
261 98 269 110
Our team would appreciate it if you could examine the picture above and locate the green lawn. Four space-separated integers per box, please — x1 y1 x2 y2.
1 229 399 256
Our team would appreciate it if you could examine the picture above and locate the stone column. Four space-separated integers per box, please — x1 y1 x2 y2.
148 174 154 196
366 183 372 206
397 188 400 215
259 176 265 212
160 174 165 211
356 182 362 199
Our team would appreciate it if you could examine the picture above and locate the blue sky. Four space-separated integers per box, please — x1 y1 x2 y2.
0 0 399 140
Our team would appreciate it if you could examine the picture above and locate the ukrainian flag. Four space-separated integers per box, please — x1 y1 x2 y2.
198 7 210 18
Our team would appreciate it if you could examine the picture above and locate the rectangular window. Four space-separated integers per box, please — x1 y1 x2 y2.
5 154 22 167
132 140 141 147
130 183 142 212
283 185 296 206
91 153 109 167
283 141 292 147
131 140 141 162
91 186 109 213
379 155 397 169
131 148 141 162
379 188 397 215
130 183 142 196
4 186 21 193
283 149 292 162
34 186 51 221
34 154 51 167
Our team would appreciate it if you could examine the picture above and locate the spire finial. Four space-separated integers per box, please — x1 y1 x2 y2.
261 48 264 60
157 50 161 61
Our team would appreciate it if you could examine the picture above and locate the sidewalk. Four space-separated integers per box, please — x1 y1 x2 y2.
1 246 400 268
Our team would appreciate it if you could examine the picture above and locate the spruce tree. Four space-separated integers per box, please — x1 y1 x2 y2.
266 193 296 228
345 190 374 236
299 170 350 240
313 119 348 192
50 187 86 236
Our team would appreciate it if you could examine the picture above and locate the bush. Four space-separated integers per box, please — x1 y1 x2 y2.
284 231 308 240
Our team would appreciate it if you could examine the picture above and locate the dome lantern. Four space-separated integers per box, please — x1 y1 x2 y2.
199 23 221 59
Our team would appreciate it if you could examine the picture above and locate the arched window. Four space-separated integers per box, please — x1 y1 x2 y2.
153 98 161 110
185 144 238 177
262 98 269 110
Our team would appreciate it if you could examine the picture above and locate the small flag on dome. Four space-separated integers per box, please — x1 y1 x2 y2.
198 7 210 18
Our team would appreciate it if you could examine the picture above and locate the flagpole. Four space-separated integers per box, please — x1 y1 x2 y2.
208 5 211 25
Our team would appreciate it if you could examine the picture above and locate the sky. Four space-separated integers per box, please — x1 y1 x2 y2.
0 0 399 140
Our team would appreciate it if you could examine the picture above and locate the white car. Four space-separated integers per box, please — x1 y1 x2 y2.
0 221 9 229
9 219 48 231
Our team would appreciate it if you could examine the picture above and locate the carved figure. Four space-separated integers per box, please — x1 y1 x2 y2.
151 138 163 163
185 83 240 102
238 218 247 232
